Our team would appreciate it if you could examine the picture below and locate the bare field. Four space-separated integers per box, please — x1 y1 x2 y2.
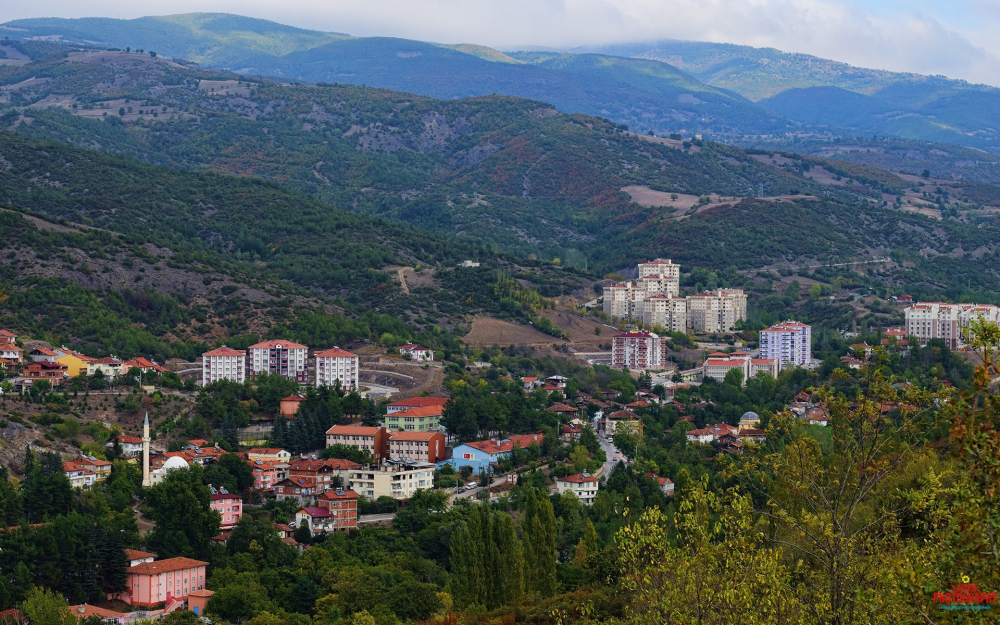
632 133 702 153
199 79 252 97
464 317 560 346
622 185 698 209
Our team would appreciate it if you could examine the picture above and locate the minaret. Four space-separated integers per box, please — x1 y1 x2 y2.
141 412 151 488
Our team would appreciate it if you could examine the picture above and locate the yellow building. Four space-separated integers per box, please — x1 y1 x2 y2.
56 350 96 377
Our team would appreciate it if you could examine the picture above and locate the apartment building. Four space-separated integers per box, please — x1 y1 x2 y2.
348 460 435 500
602 282 638 319
555 473 599 505
386 397 449 414
247 340 308 383
287 457 359 492
702 352 751 384
384 406 443 432
314 347 359 390
325 425 389 462
316 488 359 531
759 321 812 368
201 346 246 385
612 331 663 370
686 289 747 333
387 431 447 463
904 302 1000 349
638 258 681 282
640 295 687 332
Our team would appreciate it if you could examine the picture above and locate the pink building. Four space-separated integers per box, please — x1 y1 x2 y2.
247 339 309 383
612 331 663 370
123 557 209 608
209 487 242 530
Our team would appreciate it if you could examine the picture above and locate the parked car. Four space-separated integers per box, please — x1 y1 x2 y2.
456 487 466 494
466 481 478 489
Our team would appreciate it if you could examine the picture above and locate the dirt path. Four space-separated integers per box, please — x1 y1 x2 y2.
396 268 411 294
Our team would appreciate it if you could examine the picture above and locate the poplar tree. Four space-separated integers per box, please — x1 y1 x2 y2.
522 489 558 598
449 505 523 610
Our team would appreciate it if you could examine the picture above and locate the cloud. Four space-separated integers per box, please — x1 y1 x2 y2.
2 0 999 85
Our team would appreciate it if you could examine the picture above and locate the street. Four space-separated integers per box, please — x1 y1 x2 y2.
598 433 622 477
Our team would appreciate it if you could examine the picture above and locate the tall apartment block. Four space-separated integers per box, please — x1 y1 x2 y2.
904 302 1000 349
686 289 748 333
641 295 687 333
202 346 246 384
604 259 680 320
314 347 360 391
759 321 812 369
247 340 309 383
612 331 664 370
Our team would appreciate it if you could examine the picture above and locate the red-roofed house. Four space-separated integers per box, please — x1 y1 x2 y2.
248 340 308 383
388 431 447 463
325 425 389 462
280 394 304 418
386 396 449 414
295 505 352 536
399 344 434 362
202 346 246 384
0 343 23 365
28 347 58 363
124 357 169 374
317 488 359 531
121 557 209 607
288 457 359 491
87 357 125 378
447 432 545 473
247 448 292 463
106 434 144 458
125 549 157 567
209 486 242 530
315 347 359 390
560 424 582 442
0 329 16 344
384 405 444 432
22 360 69 385
555 473 599 504
68 604 126 624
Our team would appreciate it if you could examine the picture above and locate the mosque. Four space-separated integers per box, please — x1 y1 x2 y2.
141 413 189 487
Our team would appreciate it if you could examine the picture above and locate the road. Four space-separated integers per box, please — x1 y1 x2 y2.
358 513 396 524
598 433 622 477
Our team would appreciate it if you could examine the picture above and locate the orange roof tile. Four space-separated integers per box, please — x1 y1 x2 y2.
127 557 208 574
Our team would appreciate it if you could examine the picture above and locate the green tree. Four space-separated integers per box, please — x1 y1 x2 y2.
145 465 220 559
448 504 523 609
20 587 76 625
22 451 73 522
521 489 557 599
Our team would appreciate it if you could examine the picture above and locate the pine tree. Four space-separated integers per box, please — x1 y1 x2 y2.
271 414 287 448
522 489 558 598
449 505 523 610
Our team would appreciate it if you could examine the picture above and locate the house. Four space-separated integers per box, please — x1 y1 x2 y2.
0 609 24 625
446 432 545 474
702 353 751 384
125 549 157 567
686 423 739 444
685 428 716 444
0 343 23 364
201 346 246 385
28 347 59 363
560 424 582 442
546 375 569 389
187 589 214 617
385 396 449 414
545 403 578 416
0 329 16 344
388 431 447 463
121 557 209 607
107 434 144 458
645 473 675 496
247 448 292 463
21 360 69 385
273 478 320 505
740 429 767 444
123 357 168 375
87 357 125 378
250 459 288 492
384 406 444 432
314 347 359 391
68 604 126 624
399 344 434 362
325 425 389 462
295 506 344 536
555 473 599 505
247 339 309 383
279 395 304 418
521 376 540 390
63 461 98 489
348 460 435 499
75 456 112 480
604 410 642 436
209 486 242 530
287 457 359 492
316 488 359 531
55 349 96 377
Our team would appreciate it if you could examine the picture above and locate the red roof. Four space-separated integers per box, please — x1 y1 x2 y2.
125 549 157 560
326 425 382 436
318 488 358 501
545 403 578 413
281 395 304 403
248 448 287 455
69 604 125 619
298 506 331 518
204 346 246 357
392 406 444 418
127 557 208 574
558 473 598 484
387 397 449 408
0 344 23 352
116 435 143 445
249 339 307 350
91 357 122 365
614 331 655 338
465 432 544 455
400 343 430 351
389 431 441 441
315 347 358 358
705 359 745 367
30 347 57 356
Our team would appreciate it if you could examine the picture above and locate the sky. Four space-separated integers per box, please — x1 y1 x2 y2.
3 0 999 86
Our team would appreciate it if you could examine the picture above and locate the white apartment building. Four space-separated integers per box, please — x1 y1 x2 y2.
603 282 639 319
686 289 747 333
641 295 687 332
702 352 751 384
201 346 246 385
904 302 1000 349
314 347 359 390
247 340 309 383
604 259 681 320
612 332 664 370
638 258 681 282
759 321 812 369
555 473 599 505
348 461 434 500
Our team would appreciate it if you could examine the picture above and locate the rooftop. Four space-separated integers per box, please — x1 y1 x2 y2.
127 557 209 575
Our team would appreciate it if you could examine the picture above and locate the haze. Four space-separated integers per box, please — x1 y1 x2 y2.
2 0 998 86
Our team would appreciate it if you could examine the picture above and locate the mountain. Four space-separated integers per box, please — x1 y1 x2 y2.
4 46 1000 307
590 40 1000 152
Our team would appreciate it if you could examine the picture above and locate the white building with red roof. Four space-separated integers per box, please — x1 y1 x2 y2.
759 321 812 368
202 346 246 385
555 472 599 505
399 344 434 362
248 339 308 383
325 425 389 462
314 347 359 390
904 302 1000 349
686 289 747 333
0 342 23 365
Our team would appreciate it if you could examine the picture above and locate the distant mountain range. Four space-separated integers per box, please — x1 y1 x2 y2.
6 12 1000 153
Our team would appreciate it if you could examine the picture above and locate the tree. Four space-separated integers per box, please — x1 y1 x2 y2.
20 587 76 625
448 504 523 609
222 413 240 450
22 451 73 522
521 489 557 599
145 465 220 559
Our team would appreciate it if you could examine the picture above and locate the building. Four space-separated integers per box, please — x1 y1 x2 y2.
604 410 643 436
904 302 1000 349
388 431 447 463
187 589 214 618
201 346 246 385
348 460 435 500
751 358 780 378
686 289 747 333
55 349 96 377
602 282 638 319
123 358 168 375
399 344 434 362
125 550 157 567
209 486 242 530
686 423 738 444
279 394 304 418
63 461 98 489
0 329 15 344
247 448 292 463
612 332 663 370
68 604 126 624
247 340 309 383
325 425 389 462
384 406 444 432
555 473 599 505
28 347 59 363
446 432 545 474
316 488 359 531
87 357 126 378
604 259 682 322
386 396 449 414
287 457 358 492
21 361 69 385
295 500 356 536
702 352 751 384
638 258 681 284
0 343 22 364
759 321 812 369
122 557 209 607
640 295 687 333
105 435 143 459
273 478 319 505
315 347 359 390
250 459 288 492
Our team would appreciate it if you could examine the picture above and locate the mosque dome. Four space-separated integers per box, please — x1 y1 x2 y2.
741 411 759 421
161 456 190 471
